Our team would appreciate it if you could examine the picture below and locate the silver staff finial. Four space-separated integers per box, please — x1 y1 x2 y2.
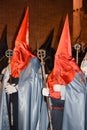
5 49 13 58
74 43 81 64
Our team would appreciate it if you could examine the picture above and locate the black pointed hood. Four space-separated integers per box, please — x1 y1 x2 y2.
0 26 8 73
0 26 8 59
39 28 55 74
39 28 54 50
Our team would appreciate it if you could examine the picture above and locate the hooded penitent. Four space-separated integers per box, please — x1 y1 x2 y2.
47 14 82 99
11 7 34 78
10 7 34 130
10 7 49 130
38 29 55 74
6 7 35 130
47 14 86 130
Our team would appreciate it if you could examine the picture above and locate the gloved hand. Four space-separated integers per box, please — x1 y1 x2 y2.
5 82 18 94
53 84 66 100
42 87 49 96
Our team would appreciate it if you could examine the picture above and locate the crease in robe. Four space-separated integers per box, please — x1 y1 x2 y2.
62 72 86 130
85 79 87 130
0 67 10 130
18 57 49 130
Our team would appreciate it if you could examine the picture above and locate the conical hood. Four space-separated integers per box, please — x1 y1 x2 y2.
38 28 55 74
0 26 8 73
40 28 54 50
55 14 72 58
11 7 34 78
0 26 8 59
15 7 29 45
47 14 82 99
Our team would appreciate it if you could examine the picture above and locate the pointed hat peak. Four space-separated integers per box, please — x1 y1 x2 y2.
0 26 8 58
40 28 54 50
15 7 29 45
55 14 72 58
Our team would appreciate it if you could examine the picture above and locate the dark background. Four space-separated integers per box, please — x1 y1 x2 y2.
0 0 73 51
1 0 87 51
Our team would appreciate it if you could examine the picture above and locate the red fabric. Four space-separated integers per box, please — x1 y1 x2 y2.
48 56 82 98
16 7 29 45
47 14 82 99
11 43 34 78
11 7 35 78
56 14 72 58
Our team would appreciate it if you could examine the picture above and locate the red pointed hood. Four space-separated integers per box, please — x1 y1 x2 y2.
47 14 82 99
15 7 29 46
11 7 34 78
55 14 72 58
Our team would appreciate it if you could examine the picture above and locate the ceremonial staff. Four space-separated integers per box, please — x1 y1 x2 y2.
37 49 53 130
5 49 14 130
74 43 81 64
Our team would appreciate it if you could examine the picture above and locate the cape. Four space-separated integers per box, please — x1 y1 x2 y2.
62 72 86 130
18 57 49 130
0 67 10 130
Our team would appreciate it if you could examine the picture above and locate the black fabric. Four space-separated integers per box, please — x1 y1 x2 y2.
72 47 87 67
0 26 8 59
39 29 54 50
83 0 87 13
13 92 18 130
12 77 18 130
52 108 64 130
33 29 55 74
51 98 65 130
8 77 19 130
0 57 8 74
0 74 4 82
44 48 55 74
51 98 65 107
0 26 8 73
